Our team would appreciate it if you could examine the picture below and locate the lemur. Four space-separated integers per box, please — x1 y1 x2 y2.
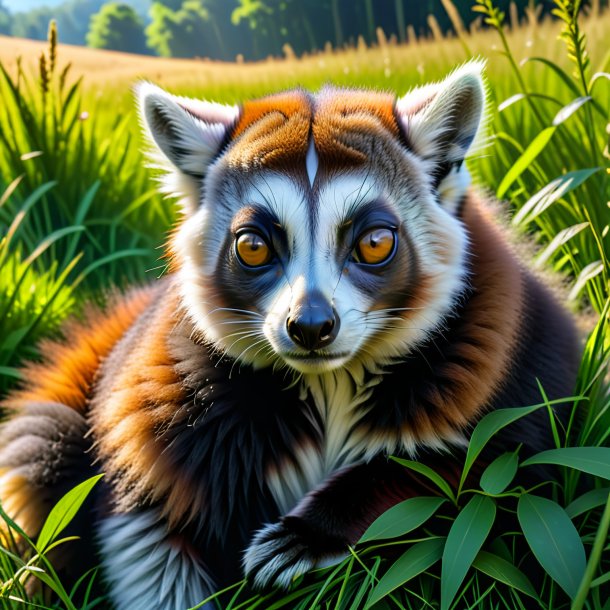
0 62 579 609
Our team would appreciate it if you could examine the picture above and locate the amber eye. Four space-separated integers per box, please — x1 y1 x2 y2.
354 228 396 265
235 232 272 267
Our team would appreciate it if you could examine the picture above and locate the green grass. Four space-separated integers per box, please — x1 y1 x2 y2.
0 0 609 608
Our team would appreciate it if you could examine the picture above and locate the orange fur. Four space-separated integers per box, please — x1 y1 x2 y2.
89 285 205 527
228 91 311 169
3 287 155 415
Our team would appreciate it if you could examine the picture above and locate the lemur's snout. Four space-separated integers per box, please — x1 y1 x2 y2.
286 291 339 351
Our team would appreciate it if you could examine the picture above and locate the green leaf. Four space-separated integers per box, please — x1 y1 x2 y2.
37 474 103 553
390 457 456 502
522 447 610 480
568 261 604 301
566 487 610 519
458 401 573 493
472 550 538 599
535 222 589 268
73 248 151 285
365 538 445 608
358 497 445 543
24 226 85 265
517 494 586 599
480 451 519 495
552 96 592 126
441 495 496 610
512 168 601 226
26 568 77 610
522 57 582 97
497 127 556 199
0 366 22 380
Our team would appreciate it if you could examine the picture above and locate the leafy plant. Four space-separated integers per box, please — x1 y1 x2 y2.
473 0 609 313
0 21 172 292
0 177 78 394
0 475 103 610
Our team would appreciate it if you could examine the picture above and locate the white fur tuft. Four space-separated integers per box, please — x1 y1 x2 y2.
395 59 488 185
135 82 239 213
98 510 215 610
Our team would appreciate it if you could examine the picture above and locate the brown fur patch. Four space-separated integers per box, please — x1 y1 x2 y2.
3 287 155 415
225 88 401 174
89 283 203 527
227 90 311 170
408 192 524 438
0 471 46 537
359 190 526 449
313 89 399 169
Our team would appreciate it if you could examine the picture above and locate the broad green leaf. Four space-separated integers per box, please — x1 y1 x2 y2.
552 96 592 126
458 401 573 492
0 366 21 380
518 494 586 599
37 474 104 553
391 457 456 502
568 261 604 301
566 487 610 519
365 538 445 608
480 451 519 495
359 496 445 543
441 495 496 610
0 327 30 355
512 168 601 226
535 222 589 268
497 127 556 199
472 550 538 599
522 447 610 480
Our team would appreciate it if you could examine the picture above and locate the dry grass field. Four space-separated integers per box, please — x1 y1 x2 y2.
1 8 608 110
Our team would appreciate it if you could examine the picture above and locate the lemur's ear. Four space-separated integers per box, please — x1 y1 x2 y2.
395 60 486 173
136 82 239 179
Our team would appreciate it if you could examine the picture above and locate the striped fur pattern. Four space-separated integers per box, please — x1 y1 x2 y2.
0 62 580 608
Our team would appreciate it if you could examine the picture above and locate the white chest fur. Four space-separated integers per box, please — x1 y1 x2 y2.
265 368 378 514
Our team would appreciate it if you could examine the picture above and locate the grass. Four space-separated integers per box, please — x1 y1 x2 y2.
0 0 608 608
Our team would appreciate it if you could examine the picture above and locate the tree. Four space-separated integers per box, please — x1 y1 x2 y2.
86 2 148 53
0 0 11 35
146 0 214 58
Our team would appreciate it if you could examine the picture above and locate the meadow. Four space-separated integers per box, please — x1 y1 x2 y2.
0 0 609 608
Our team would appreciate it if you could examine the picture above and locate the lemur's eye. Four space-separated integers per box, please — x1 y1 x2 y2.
353 228 396 265
235 232 272 267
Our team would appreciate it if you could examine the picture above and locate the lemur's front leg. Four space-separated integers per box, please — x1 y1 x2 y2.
244 454 461 589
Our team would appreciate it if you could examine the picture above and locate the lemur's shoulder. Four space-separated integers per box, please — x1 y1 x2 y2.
0 284 155 538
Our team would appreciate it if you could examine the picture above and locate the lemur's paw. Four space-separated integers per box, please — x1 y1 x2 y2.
243 517 345 590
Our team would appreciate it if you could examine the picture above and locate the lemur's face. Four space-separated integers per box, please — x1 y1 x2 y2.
139 63 484 375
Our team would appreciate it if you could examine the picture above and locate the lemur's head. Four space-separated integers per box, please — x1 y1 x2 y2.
137 62 486 376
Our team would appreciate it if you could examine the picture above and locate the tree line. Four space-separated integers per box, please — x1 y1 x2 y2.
1 0 560 60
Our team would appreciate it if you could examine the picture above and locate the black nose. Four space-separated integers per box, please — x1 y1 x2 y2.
286 291 339 351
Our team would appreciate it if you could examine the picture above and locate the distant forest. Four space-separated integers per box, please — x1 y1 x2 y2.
0 0 572 60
